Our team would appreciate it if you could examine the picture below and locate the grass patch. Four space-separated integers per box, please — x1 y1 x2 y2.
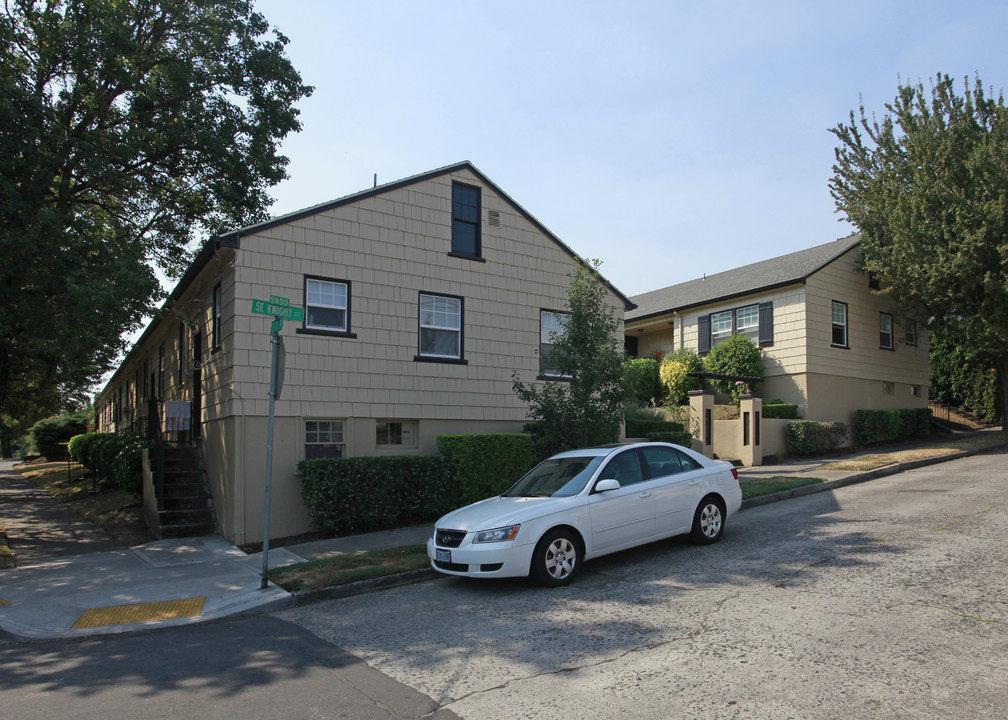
820 431 1008 472
742 477 823 499
0 522 14 569
268 544 430 592
15 462 155 547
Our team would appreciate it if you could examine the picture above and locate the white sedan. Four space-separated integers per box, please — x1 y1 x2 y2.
427 442 742 586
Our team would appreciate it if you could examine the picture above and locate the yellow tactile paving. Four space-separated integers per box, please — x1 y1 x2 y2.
0 598 8 606
71 597 206 629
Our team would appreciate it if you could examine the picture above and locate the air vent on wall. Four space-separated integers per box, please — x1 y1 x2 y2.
487 210 501 227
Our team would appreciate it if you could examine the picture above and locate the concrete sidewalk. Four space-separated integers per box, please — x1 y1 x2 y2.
2 438 1005 642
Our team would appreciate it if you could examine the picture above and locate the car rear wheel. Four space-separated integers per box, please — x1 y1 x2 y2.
690 496 725 544
530 529 581 587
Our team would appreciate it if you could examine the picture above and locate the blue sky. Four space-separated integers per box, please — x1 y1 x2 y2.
250 0 1008 298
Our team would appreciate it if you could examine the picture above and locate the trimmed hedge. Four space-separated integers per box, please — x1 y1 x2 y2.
785 420 848 456
67 432 146 492
437 433 538 507
625 358 661 405
626 418 685 438
853 408 931 446
299 455 455 535
646 431 695 448
763 403 799 419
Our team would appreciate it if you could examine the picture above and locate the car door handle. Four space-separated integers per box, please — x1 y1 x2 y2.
638 491 652 498
688 480 700 486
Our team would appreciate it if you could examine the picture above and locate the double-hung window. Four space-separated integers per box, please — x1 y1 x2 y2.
212 283 222 350
879 312 894 350
698 302 773 354
303 276 352 335
906 319 918 346
540 310 571 378
451 183 481 258
418 293 463 360
831 301 849 348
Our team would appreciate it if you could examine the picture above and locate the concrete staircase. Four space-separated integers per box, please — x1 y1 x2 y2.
151 446 216 538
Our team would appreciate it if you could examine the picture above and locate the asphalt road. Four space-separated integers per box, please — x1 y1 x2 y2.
282 450 1008 719
1 451 1004 719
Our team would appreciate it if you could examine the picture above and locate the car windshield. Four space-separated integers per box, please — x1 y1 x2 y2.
503 456 604 498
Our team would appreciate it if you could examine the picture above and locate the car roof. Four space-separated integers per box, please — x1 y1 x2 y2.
549 442 679 460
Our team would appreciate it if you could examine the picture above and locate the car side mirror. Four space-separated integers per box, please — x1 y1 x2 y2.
594 478 621 493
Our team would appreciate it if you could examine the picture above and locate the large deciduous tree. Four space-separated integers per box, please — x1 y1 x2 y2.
829 74 1008 425
0 0 311 420
513 260 628 456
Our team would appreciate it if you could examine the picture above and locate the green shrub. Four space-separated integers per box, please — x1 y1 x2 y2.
702 335 764 402
763 402 799 419
626 418 685 438
625 358 662 405
437 434 538 506
853 409 931 445
785 420 848 456
108 435 148 492
26 415 90 459
299 455 454 535
646 431 695 448
659 349 703 405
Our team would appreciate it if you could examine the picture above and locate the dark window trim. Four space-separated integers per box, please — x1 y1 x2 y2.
879 312 895 351
303 274 352 335
416 291 465 361
451 182 482 259
831 300 850 349
447 251 487 263
178 323 185 385
157 344 165 398
211 283 222 352
698 301 773 354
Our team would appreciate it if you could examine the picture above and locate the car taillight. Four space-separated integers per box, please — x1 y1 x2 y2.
730 468 738 480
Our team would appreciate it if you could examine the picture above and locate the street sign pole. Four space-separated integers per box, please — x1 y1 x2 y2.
251 295 296 590
260 323 279 588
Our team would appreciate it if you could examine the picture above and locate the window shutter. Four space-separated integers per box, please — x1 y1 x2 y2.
758 302 774 347
697 315 711 355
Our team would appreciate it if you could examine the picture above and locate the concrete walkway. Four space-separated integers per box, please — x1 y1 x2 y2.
1 436 1005 642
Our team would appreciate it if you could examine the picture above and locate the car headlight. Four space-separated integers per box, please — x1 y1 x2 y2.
473 525 520 543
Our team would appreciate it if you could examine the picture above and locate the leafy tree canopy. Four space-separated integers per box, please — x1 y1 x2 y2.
513 260 627 456
0 0 312 420
829 73 1007 423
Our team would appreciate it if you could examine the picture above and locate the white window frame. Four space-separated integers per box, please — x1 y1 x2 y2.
305 419 345 459
906 319 918 346
710 310 733 346
305 277 349 332
735 304 759 342
419 293 462 359
540 310 571 378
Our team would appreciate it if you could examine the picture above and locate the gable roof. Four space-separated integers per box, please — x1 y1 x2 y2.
216 160 635 311
627 234 861 322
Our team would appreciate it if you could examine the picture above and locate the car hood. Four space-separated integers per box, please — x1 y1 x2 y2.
435 495 575 532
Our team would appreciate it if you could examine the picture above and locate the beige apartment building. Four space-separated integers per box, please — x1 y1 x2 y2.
625 235 929 428
96 162 634 544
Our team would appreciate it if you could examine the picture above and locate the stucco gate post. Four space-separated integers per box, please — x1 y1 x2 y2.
688 389 714 459
739 395 763 466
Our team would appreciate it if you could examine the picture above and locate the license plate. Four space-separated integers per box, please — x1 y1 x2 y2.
436 549 452 563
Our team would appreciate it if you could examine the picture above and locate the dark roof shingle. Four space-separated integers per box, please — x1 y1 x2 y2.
627 234 860 321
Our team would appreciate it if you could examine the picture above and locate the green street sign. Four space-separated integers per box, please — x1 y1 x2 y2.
252 295 304 323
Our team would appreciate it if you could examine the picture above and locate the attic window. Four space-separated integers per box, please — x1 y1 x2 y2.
451 183 481 258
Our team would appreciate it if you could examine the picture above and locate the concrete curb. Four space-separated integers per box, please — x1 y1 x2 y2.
290 567 440 606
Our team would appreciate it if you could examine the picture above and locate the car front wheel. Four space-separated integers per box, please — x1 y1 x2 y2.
690 497 725 544
530 530 581 586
